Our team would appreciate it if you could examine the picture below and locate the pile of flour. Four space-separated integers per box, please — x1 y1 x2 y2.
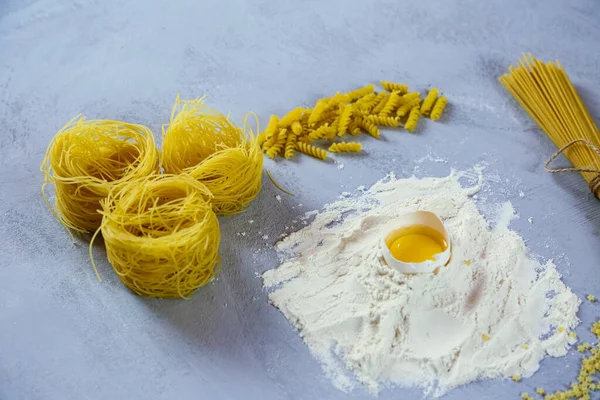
262 169 581 397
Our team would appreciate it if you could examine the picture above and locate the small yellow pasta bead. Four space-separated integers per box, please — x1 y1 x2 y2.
291 120 303 135
380 80 408 94
430 96 448 121
308 99 328 126
379 91 402 116
420 88 439 116
404 107 420 132
512 374 521 382
266 128 288 158
284 132 297 159
371 92 390 115
279 108 305 127
337 105 353 136
359 119 380 139
295 142 327 160
343 84 375 102
396 97 421 117
366 115 400 127
328 142 362 153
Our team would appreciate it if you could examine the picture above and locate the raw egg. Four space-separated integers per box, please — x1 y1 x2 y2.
388 225 447 263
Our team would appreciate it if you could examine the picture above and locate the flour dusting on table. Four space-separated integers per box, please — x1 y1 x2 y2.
262 169 580 397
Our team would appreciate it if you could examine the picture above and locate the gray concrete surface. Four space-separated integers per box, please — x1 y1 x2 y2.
1 0 600 399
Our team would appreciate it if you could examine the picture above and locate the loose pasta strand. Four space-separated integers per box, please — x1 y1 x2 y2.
295 142 328 160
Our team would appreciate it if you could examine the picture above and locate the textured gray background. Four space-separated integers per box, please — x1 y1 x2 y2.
1 0 600 399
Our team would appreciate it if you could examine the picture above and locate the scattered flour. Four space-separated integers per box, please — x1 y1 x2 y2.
262 170 580 397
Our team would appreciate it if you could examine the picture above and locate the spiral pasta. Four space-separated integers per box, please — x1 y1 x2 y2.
328 142 363 153
396 97 422 117
259 81 447 166
284 132 297 159
94 174 220 299
381 81 409 94
338 105 353 136
41 116 159 234
420 88 439 116
309 99 328 126
162 96 263 215
430 96 448 121
379 91 403 117
405 107 421 132
262 115 279 144
291 120 303 135
366 115 400 127
279 107 306 127
343 84 375 102
295 142 327 160
371 92 391 115
266 128 288 159
359 119 381 139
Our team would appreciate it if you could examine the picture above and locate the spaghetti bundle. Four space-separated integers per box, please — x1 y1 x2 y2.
162 96 263 215
41 116 159 233
95 174 220 298
500 54 600 197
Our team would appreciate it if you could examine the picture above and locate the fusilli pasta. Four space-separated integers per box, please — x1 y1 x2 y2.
284 132 297 159
381 80 408 94
420 88 439 116
295 142 327 160
366 115 400 127
329 142 362 152
430 96 448 121
405 107 421 132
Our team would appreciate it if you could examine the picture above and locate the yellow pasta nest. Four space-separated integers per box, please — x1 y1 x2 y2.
161 96 263 216
95 174 220 299
405 106 421 132
41 116 159 233
295 142 327 160
366 115 400 127
430 96 448 120
420 88 439 115
258 82 447 163
328 142 362 153
380 80 408 94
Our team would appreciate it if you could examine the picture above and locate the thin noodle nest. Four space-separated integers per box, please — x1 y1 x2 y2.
97 174 221 298
161 96 263 215
41 116 159 233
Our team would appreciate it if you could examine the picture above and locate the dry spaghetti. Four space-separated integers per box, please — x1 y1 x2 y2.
93 174 220 299
41 116 159 233
162 96 263 215
500 53 600 197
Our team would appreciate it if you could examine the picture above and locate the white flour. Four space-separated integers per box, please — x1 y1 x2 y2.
262 169 581 397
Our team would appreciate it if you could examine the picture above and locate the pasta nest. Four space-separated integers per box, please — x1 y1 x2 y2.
161 96 263 215
41 116 159 233
96 174 220 298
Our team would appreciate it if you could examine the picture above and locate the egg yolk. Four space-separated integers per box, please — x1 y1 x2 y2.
388 225 447 263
